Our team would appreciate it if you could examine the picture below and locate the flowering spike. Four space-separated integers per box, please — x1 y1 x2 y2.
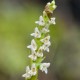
22 0 56 80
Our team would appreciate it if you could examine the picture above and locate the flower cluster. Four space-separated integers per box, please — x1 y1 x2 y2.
22 0 56 80
22 64 37 79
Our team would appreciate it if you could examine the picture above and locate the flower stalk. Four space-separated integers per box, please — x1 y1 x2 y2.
22 0 56 80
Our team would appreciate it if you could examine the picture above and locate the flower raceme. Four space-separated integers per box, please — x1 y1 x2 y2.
22 0 56 80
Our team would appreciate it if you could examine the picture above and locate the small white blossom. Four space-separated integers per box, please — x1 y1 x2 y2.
42 41 51 52
35 16 45 26
27 39 37 51
37 46 44 57
40 36 51 52
40 63 50 74
22 66 31 79
31 63 37 76
40 36 50 44
49 17 56 25
41 27 50 33
31 27 41 38
28 51 37 61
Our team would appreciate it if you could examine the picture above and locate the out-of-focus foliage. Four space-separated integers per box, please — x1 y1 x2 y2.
0 2 41 75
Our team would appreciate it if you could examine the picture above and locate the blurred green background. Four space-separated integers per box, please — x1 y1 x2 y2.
0 0 80 80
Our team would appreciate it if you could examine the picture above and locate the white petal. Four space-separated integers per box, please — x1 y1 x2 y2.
22 73 31 79
46 63 50 67
46 48 49 52
31 33 35 36
40 63 50 74
35 16 45 26
26 66 30 72
47 2 50 6
45 69 48 74
28 54 37 61
52 1 55 4
40 36 50 45
49 17 56 25
27 39 37 51
52 5 56 9
31 39 37 50
22 74 26 77
31 63 37 76
22 66 32 79
27 45 31 48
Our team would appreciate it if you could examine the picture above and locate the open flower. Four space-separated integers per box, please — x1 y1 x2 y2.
47 0 56 10
42 41 51 52
22 66 31 79
28 51 37 61
27 39 37 51
40 36 51 52
31 63 37 76
35 16 45 26
31 27 41 38
37 46 44 58
40 36 50 44
49 17 56 25
40 63 50 74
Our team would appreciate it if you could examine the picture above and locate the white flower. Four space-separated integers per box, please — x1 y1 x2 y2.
41 27 50 33
28 51 37 61
40 63 50 74
35 16 45 26
42 41 51 52
31 63 37 76
31 27 41 38
49 17 56 25
40 36 50 44
22 66 31 79
37 46 44 57
27 39 37 51
40 36 51 52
